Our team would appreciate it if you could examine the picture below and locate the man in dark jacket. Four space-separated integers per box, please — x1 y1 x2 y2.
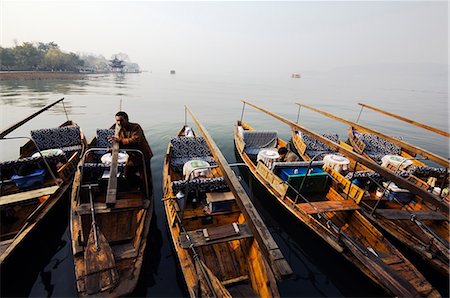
110 111 153 193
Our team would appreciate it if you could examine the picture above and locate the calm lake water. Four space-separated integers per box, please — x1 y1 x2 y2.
0 69 448 297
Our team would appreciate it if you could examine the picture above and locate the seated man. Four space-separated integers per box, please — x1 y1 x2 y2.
109 111 153 194
278 146 300 162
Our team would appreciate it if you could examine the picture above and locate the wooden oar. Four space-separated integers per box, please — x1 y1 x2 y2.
84 184 118 295
185 105 293 280
241 100 448 213
358 103 450 138
0 97 64 138
105 123 120 206
296 103 448 167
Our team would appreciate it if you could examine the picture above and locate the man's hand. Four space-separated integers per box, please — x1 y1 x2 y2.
108 135 122 144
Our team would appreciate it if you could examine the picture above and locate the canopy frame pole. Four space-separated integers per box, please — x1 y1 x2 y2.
296 105 302 124
240 101 246 122
356 104 364 123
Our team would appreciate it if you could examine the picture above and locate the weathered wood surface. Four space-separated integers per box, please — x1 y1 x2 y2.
71 131 153 297
84 226 118 295
375 209 448 221
179 224 253 248
358 103 450 138
105 123 120 206
186 106 293 279
0 185 59 206
235 117 441 297
1 120 85 266
242 100 448 213
296 200 360 214
297 102 448 167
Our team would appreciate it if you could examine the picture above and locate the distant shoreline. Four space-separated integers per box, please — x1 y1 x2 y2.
0 71 106 80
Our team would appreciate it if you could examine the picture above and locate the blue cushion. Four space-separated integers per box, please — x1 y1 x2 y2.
31 126 81 151
96 129 114 148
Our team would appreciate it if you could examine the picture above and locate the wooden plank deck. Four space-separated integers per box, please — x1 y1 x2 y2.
375 209 448 221
296 200 360 214
0 185 59 207
179 224 253 248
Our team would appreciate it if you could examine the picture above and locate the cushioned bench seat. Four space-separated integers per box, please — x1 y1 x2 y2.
242 130 278 158
171 177 229 194
31 125 82 157
0 152 67 180
301 132 339 159
353 131 401 164
170 136 216 172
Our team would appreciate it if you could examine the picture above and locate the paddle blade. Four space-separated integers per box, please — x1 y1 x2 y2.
84 225 119 295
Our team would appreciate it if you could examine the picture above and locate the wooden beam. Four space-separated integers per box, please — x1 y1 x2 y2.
296 103 448 167
106 123 120 206
358 103 450 138
185 105 293 280
241 100 448 214
0 185 59 207
0 98 64 139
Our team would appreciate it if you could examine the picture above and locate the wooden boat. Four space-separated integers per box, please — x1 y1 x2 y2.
70 125 153 296
162 107 291 297
296 104 449 196
295 103 448 168
290 123 450 276
0 118 86 266
234 115 440 296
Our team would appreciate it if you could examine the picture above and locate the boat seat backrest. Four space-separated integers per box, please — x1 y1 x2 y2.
96 128 114 148
170 137 213 159
242 130 278 150
272 161 325 173
31 125 81 152
0 152 66 180
301 132 338 152
171 177 229 194
355 132 401 156
407 166 448 178
169 137 216 172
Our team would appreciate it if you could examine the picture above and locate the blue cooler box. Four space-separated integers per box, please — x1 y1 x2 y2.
11 168 46 189
276 166 329 193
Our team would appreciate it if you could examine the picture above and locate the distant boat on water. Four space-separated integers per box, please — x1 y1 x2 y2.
291 73 301 78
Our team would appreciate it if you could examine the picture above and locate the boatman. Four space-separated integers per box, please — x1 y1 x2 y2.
278 146 300 162
109 111 153 194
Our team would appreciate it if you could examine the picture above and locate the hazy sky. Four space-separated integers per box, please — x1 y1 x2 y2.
1 1 448 74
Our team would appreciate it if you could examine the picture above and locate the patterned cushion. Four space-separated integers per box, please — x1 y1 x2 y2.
302 133 338 152
31 126 81 151
170 137 216 172
407 166 448 179
242 130 277 150
171 157 216 173
354 132 401 163
345 171 383 183
0 152 67 180
171 177 229 194
96 129 114 148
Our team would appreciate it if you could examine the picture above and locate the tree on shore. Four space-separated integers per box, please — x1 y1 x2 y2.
0 41 138 72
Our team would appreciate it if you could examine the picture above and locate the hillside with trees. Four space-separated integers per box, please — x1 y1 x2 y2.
0 41 140 73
